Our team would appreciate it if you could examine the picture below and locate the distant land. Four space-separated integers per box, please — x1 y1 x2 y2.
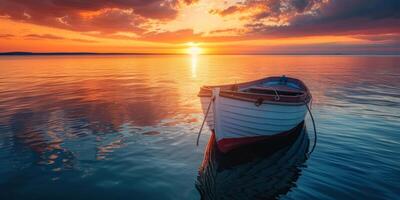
0 52 165 56
0 52 399 56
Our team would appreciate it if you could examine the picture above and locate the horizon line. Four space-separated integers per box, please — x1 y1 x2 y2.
0 51 399 56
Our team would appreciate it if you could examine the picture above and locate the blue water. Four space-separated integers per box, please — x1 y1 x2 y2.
0 55 399 199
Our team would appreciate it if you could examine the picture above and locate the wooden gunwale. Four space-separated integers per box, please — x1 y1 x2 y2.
198 76 312 105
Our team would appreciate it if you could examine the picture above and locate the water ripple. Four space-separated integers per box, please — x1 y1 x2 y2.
0 55 399 199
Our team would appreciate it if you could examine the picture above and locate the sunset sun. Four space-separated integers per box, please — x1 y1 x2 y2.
186 42 202 55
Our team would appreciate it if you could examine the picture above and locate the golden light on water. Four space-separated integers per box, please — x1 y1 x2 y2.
186 42 201 78
191 52 197 78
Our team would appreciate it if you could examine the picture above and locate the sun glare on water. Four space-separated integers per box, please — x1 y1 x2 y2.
186 42 202 78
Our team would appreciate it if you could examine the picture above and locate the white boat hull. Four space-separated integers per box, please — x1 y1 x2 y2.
200 95 308 152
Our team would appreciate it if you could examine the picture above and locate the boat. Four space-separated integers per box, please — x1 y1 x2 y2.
196 122 309 199
198 75 312 153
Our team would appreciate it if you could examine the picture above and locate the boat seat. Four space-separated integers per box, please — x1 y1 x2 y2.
243 86 304 96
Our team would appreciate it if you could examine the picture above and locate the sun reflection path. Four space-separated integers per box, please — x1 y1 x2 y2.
191 53 197 78
186 42 202 78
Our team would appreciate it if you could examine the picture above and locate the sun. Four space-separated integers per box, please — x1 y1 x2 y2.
186 42 203 55
188 46 201 55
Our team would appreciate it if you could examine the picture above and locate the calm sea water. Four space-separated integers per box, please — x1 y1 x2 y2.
0 55 399 199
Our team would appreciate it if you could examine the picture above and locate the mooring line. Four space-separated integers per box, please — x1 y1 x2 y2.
305 101 317 156
196 98 214 146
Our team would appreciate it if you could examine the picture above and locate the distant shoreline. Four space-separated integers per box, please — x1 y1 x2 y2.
0 52 399 56
0 52 171 56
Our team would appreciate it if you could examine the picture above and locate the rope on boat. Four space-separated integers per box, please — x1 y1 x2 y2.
255 88 280 107
273 88 280 101
196 97 214 146
305 101 317 157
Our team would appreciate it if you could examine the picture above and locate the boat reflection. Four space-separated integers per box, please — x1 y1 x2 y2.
196 122 309 200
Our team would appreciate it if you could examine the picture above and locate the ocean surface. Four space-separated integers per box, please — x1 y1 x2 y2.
0 55 399 199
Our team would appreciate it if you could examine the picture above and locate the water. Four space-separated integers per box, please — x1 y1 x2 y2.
0 55 399 199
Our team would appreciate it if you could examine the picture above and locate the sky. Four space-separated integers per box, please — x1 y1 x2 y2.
0 0 399 54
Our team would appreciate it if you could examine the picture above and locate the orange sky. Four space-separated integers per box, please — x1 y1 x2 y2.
0 0 399 54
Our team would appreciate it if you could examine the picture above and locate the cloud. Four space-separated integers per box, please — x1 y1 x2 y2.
24 33 97 43
211 0 400 38
25 34 64 40
0 0 198 34
210 5 243 16
0 0 399 43
0 33 14 38
353 34 400 43
70 38 98 43
142 29 203 43
210 0 319 19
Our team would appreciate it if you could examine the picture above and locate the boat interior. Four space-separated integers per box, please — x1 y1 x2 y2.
198 76 309 100
240 76 305 96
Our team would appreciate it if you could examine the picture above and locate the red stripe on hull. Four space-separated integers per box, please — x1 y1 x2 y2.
214 123 303 153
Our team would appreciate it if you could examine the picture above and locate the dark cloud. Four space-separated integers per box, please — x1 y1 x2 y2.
0 0 198 34
212 0 400 38
0 33 14 38
0 0 399 42
289 0 400 26
25 34 64 40
291 0 311 12
244 18 400 39
353 34 400 42
24 33 97 43
211 0 320 19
